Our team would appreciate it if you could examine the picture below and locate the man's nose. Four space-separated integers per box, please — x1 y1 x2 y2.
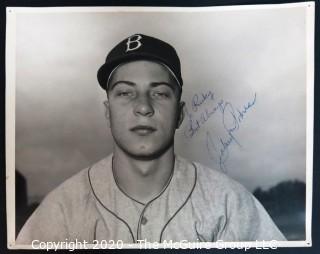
134 95 154 117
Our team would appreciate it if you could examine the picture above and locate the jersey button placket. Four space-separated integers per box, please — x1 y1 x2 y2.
137 205 150 241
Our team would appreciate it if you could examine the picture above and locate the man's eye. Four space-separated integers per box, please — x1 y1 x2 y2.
152 91 169 98
117 91 132 97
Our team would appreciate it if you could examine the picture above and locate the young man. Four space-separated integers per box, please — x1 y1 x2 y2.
17 34 286 244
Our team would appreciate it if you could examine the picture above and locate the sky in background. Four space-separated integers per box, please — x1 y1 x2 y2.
12 5 309 201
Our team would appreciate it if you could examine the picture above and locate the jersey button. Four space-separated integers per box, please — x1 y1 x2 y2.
141 216 148 225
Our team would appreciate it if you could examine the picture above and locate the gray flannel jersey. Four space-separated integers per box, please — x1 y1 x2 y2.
17 155 286 244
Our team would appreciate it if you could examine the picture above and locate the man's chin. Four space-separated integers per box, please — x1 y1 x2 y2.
114 139 174 160
126 150 160 161
124 146 172 161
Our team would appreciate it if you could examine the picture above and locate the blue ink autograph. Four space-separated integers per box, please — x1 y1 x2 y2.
185 91 257 172
191 91 215 112
184 99 225 138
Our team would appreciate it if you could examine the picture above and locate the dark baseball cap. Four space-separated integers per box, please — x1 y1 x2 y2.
97 34 183 90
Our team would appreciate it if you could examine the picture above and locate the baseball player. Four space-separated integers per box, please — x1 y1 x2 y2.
17 34 286 245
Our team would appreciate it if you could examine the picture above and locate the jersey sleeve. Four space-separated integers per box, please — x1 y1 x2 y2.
216 182 287 241
16 191 69 245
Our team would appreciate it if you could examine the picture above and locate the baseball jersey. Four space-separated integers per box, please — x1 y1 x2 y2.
16 155 286 244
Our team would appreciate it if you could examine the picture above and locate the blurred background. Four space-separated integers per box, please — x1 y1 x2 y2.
13 5 310 240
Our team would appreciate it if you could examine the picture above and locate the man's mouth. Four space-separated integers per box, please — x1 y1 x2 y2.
130 125 156 135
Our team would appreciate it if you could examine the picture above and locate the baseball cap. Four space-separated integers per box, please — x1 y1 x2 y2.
97 34 183 90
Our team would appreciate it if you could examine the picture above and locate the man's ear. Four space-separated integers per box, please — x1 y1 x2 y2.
103 99 111 127
176 101 185 129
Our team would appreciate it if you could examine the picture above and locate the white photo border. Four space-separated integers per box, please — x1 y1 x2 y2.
6 2 314 249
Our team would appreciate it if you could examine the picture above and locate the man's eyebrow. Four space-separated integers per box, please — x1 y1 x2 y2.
109 81 136 90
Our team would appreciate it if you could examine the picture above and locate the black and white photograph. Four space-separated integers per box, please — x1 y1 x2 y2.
6 2 314 250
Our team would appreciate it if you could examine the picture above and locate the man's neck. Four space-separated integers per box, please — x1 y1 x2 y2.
112 147 175 204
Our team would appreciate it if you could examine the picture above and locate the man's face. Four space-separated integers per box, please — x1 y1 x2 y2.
105 60 184 159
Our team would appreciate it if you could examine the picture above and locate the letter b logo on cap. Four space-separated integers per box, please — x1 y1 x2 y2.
126 34 142 52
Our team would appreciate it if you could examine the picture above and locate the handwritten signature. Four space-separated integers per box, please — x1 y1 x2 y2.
191 90 215 112
184 91 257 172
